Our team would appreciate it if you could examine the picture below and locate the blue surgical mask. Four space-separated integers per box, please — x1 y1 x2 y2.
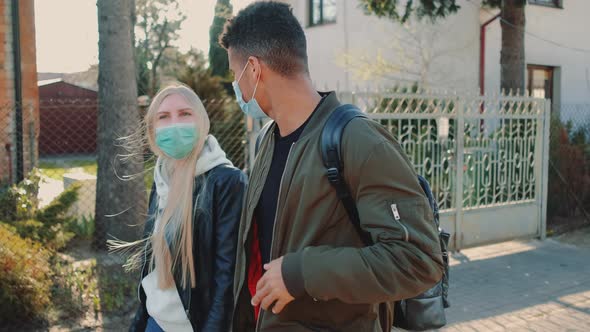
155 123 199 159
232 62 268 119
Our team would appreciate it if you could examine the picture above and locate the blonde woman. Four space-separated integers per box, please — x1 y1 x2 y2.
125 85 247 332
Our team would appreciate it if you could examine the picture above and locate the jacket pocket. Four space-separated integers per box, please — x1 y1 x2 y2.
378 197 433 246
296 321 333 332
389 203 410 242
278 295 374 328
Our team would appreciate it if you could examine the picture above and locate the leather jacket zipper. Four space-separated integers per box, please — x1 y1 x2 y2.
185 192 200 319
137 239 149 302
391 203 409 242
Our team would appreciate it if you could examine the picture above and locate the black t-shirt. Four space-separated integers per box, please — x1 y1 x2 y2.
255 96 326 265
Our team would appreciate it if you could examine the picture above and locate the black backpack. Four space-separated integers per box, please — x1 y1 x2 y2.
255 104 450 331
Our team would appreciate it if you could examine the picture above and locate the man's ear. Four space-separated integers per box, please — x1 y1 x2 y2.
248 56 262 77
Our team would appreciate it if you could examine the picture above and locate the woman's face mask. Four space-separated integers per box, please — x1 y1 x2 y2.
155 123 199 160
154 94 199 159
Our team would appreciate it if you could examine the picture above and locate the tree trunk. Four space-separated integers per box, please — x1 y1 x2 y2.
95 0 146 249
500 0 526 94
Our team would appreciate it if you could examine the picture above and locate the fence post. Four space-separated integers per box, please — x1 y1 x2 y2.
454 97 465 250
534 100 544 239
539 100 551 240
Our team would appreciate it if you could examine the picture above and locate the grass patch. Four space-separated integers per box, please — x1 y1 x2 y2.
39 159 154 193
39 158 154 203
39 160 98 180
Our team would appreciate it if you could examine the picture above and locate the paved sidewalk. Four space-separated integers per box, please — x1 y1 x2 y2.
440 239 590 331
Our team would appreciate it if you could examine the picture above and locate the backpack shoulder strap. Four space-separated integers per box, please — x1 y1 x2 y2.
417 175 441 228
320 104 372 246
320 104 367 171
255 120 274 156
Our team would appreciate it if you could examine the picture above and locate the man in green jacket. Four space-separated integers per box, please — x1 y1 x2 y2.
220 2 444 331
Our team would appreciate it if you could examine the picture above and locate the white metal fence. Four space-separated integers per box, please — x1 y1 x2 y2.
248 90 551 250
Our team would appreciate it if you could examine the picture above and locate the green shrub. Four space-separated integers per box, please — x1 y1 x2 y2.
19 184 78 250
0 169 41 221
0 223 52 324
51 257 97 318
548 117 590 219
97 264 137 313
68 214 96 239
51 257 137 317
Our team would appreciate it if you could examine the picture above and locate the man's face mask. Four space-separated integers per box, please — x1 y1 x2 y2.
232 61 268 119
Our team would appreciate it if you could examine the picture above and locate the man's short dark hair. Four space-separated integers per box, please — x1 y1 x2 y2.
219 1 309 77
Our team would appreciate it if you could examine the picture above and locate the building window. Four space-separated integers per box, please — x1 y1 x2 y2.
529 0 562 8
527 65 554 101
309 0 336 27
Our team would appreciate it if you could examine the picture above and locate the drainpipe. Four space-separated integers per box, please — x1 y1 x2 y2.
11 0 24 183
479 13 500 96
479 13 500 132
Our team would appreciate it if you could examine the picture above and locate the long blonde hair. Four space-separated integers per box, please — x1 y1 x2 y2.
148 84 210 289
110 83 210 290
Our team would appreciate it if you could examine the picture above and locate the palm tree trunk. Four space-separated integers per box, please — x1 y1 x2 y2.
95 0 146 249
500 0 526 94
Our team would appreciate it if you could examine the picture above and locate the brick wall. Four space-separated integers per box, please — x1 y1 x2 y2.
0 0 39 184
0 0 14 183
19 0 40 178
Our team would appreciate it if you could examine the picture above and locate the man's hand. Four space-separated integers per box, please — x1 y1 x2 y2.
251 256 295 314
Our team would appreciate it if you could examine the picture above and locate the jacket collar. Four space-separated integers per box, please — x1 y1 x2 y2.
266 91 341 144
299 91 341 140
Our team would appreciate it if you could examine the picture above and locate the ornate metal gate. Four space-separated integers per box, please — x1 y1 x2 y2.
342 90 551 250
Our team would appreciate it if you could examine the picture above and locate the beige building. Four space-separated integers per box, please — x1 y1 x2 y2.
286 0 589 119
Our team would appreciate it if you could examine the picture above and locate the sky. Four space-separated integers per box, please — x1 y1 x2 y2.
34 0 254 73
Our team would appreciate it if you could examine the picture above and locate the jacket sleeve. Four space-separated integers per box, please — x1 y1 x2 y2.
202 169 248 331
282 119 444 304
